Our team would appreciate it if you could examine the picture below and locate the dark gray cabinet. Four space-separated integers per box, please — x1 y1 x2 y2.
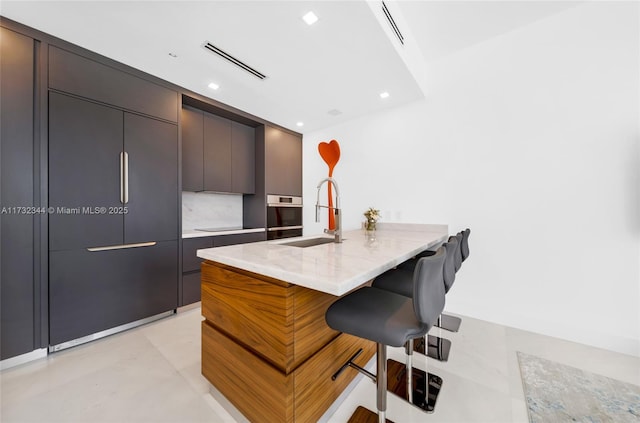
0 27 38 360
49 45 178 122
48 91 179 346
181 106 255 194
181 106 204 192
182 237 213 273
124 113 179 243
231 122 256 194
181 237 214 305
0 18 300 360
49 241 178 345
214 232 265 247
49 92 178 251
204 113 232 192
49 92 123 251
264 125 302 196
180 231 266 306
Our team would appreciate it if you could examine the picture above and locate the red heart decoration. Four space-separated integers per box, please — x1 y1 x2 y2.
317 140 341 230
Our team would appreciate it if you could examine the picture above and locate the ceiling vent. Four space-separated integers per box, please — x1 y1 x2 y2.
381 1 404 45
203 42 267 80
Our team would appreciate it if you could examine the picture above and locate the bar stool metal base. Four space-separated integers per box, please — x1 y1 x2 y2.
347 406 394 423
387 359 443 413
435 313 462 332
414 335 452 362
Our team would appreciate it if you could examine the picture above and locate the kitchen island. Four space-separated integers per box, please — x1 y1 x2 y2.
197 223 448 423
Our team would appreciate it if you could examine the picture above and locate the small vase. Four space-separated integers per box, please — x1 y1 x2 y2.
365 220 377 231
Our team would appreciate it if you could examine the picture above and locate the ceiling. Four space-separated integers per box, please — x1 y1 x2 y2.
1 1 581 133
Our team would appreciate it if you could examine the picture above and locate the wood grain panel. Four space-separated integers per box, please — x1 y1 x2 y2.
205 260 293 288
294 333 376 423
202 322 294 423
201 261 295 371
293 286 340 365
201 260 378 422
347 406 393 423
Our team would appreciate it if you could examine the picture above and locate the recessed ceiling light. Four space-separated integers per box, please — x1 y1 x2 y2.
380 92 390 99
296 122 304 127
208 82 220 90
302 11 318 25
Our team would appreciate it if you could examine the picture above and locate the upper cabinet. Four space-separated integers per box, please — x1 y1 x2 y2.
231 122 256 194
181 106 205 192
181 106 255 194
264 126 302 197
203 113 232 192
49 46 178 122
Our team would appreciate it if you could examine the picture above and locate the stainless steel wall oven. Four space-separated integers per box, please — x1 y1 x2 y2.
266 195 303 240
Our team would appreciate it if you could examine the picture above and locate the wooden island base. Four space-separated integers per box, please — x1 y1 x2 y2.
201 260 376 423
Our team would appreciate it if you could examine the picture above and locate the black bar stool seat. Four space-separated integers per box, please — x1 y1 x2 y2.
326 286 426 348
326 247 446 423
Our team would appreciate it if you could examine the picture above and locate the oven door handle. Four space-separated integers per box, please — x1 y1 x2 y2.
267 225 304 231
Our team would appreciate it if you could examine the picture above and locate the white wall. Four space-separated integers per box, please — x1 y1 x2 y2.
303 2 640 356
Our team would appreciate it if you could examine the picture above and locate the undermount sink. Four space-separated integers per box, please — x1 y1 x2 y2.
280 237 339 248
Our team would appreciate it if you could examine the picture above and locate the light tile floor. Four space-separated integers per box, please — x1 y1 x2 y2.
1 306 638 422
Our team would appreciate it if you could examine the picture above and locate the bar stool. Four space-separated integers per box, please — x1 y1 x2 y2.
398 230 469 332
372 236 458 361
325 247 447 423
461 228 470 262
436 228 470 332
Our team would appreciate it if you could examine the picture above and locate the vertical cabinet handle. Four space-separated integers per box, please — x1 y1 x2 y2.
120 152 129 204
123 151 129 204
120 152 124 204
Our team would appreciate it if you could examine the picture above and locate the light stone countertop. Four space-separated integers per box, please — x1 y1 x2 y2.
197 223 448 296
182 227 266 239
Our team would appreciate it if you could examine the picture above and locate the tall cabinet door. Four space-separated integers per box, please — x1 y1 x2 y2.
265 126 302 196
203 112 232 192
49 100 179 347
231 122 255 194
181 106 204 192
124 113 178 244
1 27 36 359
48 92 124 251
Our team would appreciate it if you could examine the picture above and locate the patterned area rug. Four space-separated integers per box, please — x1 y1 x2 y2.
517 351 640 422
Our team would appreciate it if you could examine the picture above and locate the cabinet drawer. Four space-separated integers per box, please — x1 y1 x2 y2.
202 321 294 423
182 237 214 272
49 240 178 345
213 231 265 247
202 262 294 371
293 332 376 423
49 46 178 122
182 272 202 305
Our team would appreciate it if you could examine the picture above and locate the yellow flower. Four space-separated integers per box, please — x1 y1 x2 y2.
363 207 380 221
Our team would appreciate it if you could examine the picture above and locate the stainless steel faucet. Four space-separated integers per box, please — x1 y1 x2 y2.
315 177 342 243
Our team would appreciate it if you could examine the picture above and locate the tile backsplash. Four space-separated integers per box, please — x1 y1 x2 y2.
182 192 243 231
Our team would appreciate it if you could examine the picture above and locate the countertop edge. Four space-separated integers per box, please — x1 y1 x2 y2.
197 226 448 296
